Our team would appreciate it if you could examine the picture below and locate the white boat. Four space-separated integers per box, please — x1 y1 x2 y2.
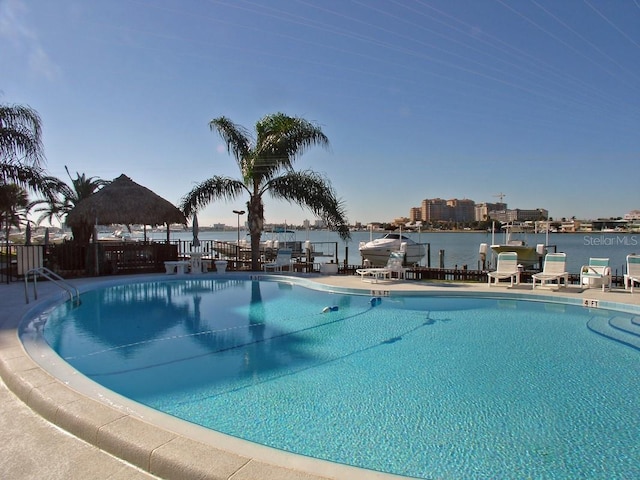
485 222 546 269
359 233 426 266
213 229 305 260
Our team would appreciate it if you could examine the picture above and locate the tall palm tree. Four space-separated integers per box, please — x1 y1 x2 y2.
0 103 52 196
31 166 110 243
181 112 350 270
0 183 29 241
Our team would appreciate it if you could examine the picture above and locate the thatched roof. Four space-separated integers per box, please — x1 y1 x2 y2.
66 174 187 227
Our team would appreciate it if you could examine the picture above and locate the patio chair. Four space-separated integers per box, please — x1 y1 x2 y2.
532 253 568 290
487 251 520 287
263 248 293 272
579 257 611 291
356 250 407 283
624 254 640 293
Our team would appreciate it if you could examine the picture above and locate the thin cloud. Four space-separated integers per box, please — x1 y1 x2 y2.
0 0 59 80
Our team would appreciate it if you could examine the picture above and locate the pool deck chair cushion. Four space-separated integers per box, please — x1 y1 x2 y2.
263 248 293 272
487 251 520 287
580 257 611 291
356 251 408 283
624 254 640 293
532 253 568 290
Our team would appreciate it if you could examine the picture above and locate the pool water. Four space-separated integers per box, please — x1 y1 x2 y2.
43 278 639 479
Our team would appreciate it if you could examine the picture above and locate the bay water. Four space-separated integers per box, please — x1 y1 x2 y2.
144 229 639 275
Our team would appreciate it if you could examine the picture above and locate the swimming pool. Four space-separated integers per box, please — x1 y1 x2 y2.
30 277 640 479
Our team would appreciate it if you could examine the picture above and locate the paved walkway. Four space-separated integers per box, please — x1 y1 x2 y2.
1 274 638 479
0 278 158 479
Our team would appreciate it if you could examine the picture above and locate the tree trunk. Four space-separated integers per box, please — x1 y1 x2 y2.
247 197 264 270
71 223 93 245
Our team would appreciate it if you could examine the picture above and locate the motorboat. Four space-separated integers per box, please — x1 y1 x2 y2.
359 233 426 266
484 222 546 269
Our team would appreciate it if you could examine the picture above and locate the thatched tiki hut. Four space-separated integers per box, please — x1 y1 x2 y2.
66 174 187 242
64 174 187 275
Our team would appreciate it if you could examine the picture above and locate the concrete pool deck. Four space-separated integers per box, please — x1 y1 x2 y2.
1 273 639 479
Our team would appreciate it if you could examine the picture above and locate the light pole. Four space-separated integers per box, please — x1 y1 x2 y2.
232 209 245 263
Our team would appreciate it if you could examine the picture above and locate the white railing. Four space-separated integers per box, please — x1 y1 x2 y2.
24 267 80 305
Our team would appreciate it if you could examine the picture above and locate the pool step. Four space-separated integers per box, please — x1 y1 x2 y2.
587 316 640 351
610 316 640 338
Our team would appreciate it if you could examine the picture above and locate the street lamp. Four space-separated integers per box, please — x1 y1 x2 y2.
232 210 245 262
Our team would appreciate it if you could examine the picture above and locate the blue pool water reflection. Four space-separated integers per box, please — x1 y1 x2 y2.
43 278 640 479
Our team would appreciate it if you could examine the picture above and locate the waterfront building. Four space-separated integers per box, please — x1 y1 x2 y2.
421 198 448 222
446 198 475 222
489 208 548 223
409 207 421 223
624 210 640 221
475 202 507 221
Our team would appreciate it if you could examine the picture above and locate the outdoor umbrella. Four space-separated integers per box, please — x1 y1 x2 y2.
66 174 187 236
192 214 201 248
43 227 49 254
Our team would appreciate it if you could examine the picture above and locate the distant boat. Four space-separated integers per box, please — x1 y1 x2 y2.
487 222 546 269
213 228 306 260
359 233 426 266
99 229 134 241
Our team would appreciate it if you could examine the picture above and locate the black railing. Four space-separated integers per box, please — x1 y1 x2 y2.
0 240 630 288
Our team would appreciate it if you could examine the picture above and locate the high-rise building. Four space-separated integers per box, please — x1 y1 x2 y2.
421 198 448 222
409 207 422 223
446 198 475 222
475 202 507 221
489 208 548 222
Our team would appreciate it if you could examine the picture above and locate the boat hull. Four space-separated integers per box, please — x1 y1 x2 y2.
490 245 542 268
359 243 425 266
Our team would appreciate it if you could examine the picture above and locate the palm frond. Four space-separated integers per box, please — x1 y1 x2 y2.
255 113 329 166
268 170 350 241
209 117 252 174
0 104 45 167
65 166 110 202
180 176 247 218
0 163 51 194
249 113 330 186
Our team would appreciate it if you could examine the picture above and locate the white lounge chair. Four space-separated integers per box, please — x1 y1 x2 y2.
624 254 640 293
579 257 611 291
487 251 520 287
532 253 568 290
356 250 407 283
263 248 293 272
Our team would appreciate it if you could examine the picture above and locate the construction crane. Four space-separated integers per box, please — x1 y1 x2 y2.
494 192 506 203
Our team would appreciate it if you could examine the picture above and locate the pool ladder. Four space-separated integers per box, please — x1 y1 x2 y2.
24 267 80 305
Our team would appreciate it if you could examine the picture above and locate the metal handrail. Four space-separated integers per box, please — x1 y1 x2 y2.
24 267 80 305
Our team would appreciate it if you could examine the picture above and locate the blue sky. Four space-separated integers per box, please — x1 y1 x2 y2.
2 0 639 227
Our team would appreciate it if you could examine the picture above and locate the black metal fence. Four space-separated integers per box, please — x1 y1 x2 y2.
1 239 341 282
1 241 180 282
1 240 628 288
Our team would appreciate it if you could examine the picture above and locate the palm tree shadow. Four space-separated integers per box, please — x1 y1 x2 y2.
97 280 324 397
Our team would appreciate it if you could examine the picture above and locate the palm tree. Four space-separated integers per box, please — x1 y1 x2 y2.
181 112 350 270
31 166 110 243
0 103 52 196
0 183 29 242
0 183 30 283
